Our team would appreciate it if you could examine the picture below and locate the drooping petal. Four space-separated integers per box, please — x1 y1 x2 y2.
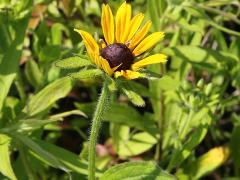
74 29 99 59
114 70 144 80
132 32 165 56
128 21 152 50
123 13 144 43
100 58 114 75
101 4 114 45
115 2 132 43
132 54 167 71
91 54 102 68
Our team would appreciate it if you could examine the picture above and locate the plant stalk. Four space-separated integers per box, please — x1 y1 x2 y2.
89 81 109 180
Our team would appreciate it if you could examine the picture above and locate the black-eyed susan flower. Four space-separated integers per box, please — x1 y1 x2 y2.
74 1 167 80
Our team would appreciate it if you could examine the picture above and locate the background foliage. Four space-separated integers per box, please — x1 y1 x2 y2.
0 0 240 179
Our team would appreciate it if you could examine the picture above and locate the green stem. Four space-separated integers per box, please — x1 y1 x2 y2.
89 81 109 180
179 110 194 140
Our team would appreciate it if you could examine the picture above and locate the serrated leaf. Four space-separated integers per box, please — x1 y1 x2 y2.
100 161 175 180
23 77 72 116
55 56 92 69
122 87 145 107
69 69 103 79
0 134 17 180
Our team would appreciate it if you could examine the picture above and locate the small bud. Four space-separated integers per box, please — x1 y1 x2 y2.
205 83 213 96
197 79 204 88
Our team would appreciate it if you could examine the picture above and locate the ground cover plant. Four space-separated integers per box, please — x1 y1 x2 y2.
0 0 240 179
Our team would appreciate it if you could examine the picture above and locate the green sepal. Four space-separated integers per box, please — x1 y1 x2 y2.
68 69 103 80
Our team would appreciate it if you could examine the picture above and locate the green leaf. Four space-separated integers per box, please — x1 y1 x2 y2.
33 139 102 176
111 125 157 157
0 4 31 111
23 77 72 116
103 103 158 136
24 60 43 89
0 134 17 180
167 122 209 171
39 45 61 62
121 87 145 107
147 0 160 31
69 69 103 79
55 56 92 69
156 75 180 91
100 161 175 180
163 45 237 64
1 119 61 134
10 133 69 172
51 23 68 45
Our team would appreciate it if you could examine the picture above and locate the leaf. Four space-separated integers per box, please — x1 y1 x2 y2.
0 134 17 180
10 133 69 172
0 5 31 111
23 77 72 116
32 139 102 176
100 161 176 180
121 87 145 107
69 69 103 79
51 23 68 45
1 119 61 134
112 125 158 157
103 103 158 136
147 0 160 31
167 122 209 171
24 59 43 89
39 45 61 62
55 56 92 69
180 146 230 179
162 45 237 64
156 75 180 91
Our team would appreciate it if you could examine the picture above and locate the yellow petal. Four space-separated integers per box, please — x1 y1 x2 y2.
123 13 144 43
91 53 102 68
100 58 114 76
101 4 114 45
115 2 132 43
132 32 165 56
74 29 99 59
128 21 152 50
114 70 143 80
132 54 167 71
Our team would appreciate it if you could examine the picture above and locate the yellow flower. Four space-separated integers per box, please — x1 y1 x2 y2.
74 1 167 80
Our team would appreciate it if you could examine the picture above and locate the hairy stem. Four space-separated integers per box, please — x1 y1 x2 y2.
89 81 109 180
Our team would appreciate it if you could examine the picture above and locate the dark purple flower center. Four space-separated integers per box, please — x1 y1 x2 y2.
100 43 134 70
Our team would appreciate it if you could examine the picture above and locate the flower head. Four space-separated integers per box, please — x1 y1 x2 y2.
74 1 167 80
